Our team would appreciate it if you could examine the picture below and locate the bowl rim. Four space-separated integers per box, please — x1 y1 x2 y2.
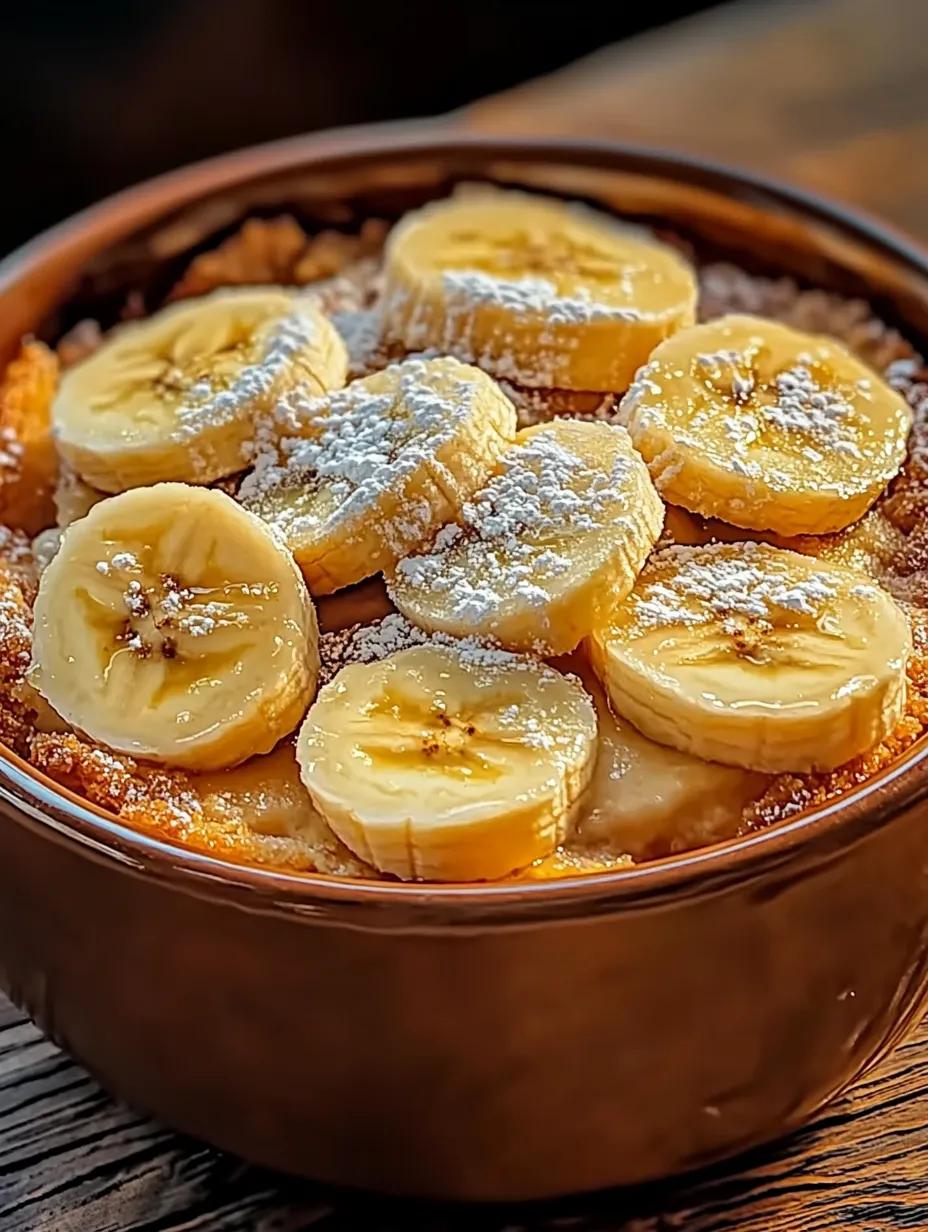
3 122 928 924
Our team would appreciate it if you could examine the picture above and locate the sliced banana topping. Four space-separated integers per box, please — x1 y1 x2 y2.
53 289 347 493
561 654 766 858
238 356 517 595
383 189 697 391
588 542 910 773
389 418 663 655
297 643 597 881
621 314 912 536
30 483 318 771
662 501 907 584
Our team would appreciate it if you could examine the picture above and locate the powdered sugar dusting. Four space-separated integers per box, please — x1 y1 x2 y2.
169 301 322 440
240 356 501 554
319 611 534 686
443 271 641 325
394 425 635 624
633 544 841 632
330 308 385 377
764 365 861 458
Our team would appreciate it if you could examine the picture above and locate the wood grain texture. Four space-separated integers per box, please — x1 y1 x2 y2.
466 0 928 237
3 988 928 1230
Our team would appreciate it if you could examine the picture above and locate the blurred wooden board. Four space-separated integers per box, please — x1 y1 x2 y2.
467 0 928 237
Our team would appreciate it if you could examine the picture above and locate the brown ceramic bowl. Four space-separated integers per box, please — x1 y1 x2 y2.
2 127 928 1202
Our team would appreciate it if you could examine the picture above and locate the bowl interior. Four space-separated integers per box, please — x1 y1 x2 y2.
3 132 928 908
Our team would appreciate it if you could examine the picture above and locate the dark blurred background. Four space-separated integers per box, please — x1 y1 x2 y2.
1 0 723 255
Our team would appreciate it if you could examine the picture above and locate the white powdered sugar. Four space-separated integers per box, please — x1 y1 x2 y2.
123 578 148 619
330 308 383 376
763 365 861 458
442 271 641 325
170 305 319 438
98 558 251 652
629 347 869 473
240 357 477 547
696 349 756 401
318 612 530 685
395 429 631 622
96 551 140 577
462 432 627 538
635 545 838 631
0 424 24 473
180 612 216 637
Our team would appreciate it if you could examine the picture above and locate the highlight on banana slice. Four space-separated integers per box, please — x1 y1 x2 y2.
29 483 318 771
620 314 912 536
238 355 517 595
560 654 767 859
388 418 664 655
587 542 911 774
52 288 348 493
382 188 698 392
297 642 598 881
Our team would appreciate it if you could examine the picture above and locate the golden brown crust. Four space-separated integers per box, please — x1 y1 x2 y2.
169 215 389 301
0 342 59 537
0 555 41 757
29 732 371 877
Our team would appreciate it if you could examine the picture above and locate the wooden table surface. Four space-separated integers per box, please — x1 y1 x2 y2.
7 0 928 1228
467 0 928 237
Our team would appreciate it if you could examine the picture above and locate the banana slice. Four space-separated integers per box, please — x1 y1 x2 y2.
389 418 663 655
662 501 907 584
53 288 347 493
297 643 597 881
620 314 911 536
587 541 910 773
29 483 318 771
239 356 517 595
382 189 697 391
559 654 766 858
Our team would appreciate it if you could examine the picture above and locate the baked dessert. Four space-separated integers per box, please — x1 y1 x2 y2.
3 187 927 883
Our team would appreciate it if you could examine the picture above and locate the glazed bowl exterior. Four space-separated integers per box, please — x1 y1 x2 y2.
2 128 928 1201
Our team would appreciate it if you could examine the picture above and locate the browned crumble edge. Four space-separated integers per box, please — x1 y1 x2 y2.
0 213 924 878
